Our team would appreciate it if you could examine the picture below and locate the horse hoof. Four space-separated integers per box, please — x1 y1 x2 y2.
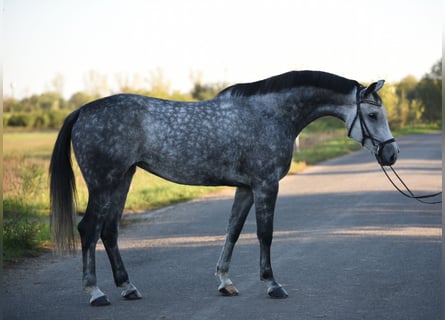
219 284 239 296
120 282 142 300
90 295 111 306
268 286 288 299
123 289 142 300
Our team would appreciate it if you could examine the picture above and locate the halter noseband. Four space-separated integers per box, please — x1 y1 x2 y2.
347 86 395 164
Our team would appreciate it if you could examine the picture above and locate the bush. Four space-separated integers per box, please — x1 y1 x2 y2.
7 113 32 127
3 199 42 259
2 159 48 261
4 110 71 129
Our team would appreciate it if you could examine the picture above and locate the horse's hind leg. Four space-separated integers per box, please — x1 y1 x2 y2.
102 219 142 300
78 195 110 306
100 168 142 300
216 186 253 296
78 167 140 306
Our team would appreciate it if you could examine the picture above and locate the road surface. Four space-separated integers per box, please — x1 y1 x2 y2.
3 133 442 320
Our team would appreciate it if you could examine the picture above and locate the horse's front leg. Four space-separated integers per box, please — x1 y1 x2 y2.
254 182 288 299
216 186 253 296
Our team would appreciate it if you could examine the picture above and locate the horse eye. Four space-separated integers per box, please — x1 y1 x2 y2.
368 113 378 120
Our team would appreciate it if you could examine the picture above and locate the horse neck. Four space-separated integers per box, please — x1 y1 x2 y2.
281 87 357 134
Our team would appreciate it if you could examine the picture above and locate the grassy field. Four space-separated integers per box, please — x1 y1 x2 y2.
3 121 440 261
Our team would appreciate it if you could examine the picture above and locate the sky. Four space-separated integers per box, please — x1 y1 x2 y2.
3 0 442 99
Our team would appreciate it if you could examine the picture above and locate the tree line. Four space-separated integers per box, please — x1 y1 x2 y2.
3 60 441 130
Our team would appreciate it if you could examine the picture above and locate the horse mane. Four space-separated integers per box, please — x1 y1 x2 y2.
218 70 359 97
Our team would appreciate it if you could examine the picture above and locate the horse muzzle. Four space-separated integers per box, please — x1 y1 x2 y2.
375 138 398 166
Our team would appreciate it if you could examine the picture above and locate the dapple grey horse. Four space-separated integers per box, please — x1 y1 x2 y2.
49 70 398 306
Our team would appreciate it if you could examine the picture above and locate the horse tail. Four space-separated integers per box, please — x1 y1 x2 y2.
49 108 81 254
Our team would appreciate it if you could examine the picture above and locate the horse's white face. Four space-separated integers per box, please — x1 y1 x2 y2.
347 81 399 166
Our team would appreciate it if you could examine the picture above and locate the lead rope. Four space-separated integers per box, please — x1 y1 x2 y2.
380 164 442 204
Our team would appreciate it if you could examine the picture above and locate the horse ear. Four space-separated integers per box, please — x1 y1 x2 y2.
364 80 385 97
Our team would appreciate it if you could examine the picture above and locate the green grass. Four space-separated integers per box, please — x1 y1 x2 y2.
3 131 57 159
3 199 51 261
392 123 441 136
294 134 361 165
125 170 222 212
3 122 440 261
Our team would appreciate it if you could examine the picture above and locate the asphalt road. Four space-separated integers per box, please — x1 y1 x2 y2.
3 133 442 320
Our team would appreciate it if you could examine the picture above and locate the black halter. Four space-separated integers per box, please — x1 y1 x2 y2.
347 85 395 164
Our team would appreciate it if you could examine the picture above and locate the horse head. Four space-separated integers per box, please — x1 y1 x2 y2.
347 80 399 166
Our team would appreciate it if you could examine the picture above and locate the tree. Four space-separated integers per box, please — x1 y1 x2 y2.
189 71 227 101
148 68 171 99
3 97 20 113
378 83 399 128
190 81 225 101
427 59 442 80
395 75 421 126
83 70 110 97
38 92 65 110
416 59 442 123
69 91 97 109
51 73 65 95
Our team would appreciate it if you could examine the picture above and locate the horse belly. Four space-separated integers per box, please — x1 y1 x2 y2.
137 148 249 187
